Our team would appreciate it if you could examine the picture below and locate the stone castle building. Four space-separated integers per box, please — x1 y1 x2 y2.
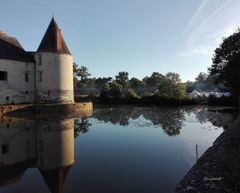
0 17 74 105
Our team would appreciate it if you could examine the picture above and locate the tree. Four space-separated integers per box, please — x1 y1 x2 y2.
209 29 240 95
74 63 91 83
125 88 138 99
165 72 181 83
115 71 129 87
100 81 123 98
157 73 185 99
144 72 164 87
195 72 208 83
129 77 142 89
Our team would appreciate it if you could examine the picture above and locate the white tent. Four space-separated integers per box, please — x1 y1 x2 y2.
188 90 203 98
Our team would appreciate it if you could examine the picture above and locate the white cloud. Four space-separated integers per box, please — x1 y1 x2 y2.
179 0 240 62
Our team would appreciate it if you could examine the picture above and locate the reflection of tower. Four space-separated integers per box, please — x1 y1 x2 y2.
36 118 74 193
0 117 75 193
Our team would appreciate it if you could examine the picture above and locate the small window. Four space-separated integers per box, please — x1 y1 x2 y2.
1 144 9 154
6 96 9 102
38 55 42 65
38 71 42 82
0 71 7 81
25 72 29 82
47 90 50 97
26 90 29 95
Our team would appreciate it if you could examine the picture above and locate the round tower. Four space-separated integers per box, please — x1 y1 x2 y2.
35 18 74 104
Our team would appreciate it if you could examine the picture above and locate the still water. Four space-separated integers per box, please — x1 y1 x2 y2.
0 106 237 193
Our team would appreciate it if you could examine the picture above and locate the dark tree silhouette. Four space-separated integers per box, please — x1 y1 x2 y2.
209 29 240 95
115 71 129 87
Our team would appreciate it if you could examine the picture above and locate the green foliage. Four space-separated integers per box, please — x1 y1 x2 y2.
195 72 208 83
129 77 141 89
165 72 181 83
209 28 240 94
126 88 138 99
143 72 164 87
157 73 185 99
73 63 91 83
100 81 123 98
115 71 129 87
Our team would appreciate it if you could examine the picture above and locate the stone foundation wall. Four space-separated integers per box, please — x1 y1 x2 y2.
0 102 93 117
0 104 34 116
34 102 93 116
35 90 74 104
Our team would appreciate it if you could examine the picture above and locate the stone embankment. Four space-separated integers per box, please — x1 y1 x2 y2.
175 117 240 193
0 102 93 118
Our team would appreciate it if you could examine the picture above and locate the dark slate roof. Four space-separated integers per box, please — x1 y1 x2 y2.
37 18 71 55
0 32 35 62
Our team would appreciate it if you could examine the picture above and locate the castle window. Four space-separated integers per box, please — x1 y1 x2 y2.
26 90 29 95
38 54 42 65
38 71 43 82
1 144 9 154
0 71 7 81
6 96 9 102
25 72 29 82
47 90 50 97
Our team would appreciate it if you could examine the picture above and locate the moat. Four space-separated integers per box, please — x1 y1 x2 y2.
0 106 237 193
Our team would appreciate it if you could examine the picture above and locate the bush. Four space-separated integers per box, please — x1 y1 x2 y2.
125 88 138 99
100 82 123 99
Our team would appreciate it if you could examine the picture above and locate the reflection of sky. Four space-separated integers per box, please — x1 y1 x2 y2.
176 112 223 166
71 108 225 193
0 107 229 193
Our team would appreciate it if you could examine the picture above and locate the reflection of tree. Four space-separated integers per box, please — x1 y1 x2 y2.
141 108 185 136
93 108 140 126
74 118 92 138
93 107 186 136
195 108 238 129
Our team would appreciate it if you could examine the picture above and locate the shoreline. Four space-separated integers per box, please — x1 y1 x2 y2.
175 116 240 193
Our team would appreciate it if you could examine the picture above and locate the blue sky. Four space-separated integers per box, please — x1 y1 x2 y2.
1 0 240 81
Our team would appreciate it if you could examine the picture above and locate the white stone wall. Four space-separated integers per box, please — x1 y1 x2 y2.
0 59 35 105
35 53 74 104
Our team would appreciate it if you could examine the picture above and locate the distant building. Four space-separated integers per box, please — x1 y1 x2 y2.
0 17 74 105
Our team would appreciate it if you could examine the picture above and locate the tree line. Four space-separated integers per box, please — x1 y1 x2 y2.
73 27 240 105
73 66 186 100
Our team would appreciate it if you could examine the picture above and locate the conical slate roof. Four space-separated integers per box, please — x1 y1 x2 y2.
37 17 71 55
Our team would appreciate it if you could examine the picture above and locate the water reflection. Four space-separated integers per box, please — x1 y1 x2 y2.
92 106 237 136
0 106 237 193
0 117 74 193
74 117 92 138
